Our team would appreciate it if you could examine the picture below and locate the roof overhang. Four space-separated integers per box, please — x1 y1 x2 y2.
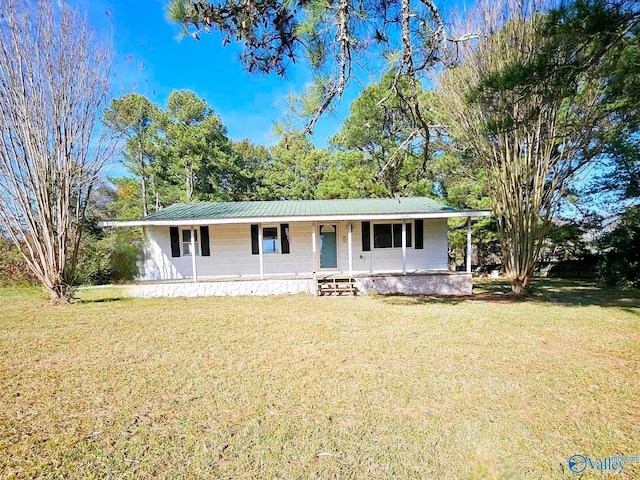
99 210 493 228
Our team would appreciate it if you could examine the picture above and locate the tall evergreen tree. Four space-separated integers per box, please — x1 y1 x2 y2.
330 72 433 197
104 94 160 216
156 90 237 202
263 137 330 200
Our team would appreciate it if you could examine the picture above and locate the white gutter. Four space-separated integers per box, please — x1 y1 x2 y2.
98 210 492 228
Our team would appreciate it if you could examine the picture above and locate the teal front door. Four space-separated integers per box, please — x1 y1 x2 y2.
320 224 338 269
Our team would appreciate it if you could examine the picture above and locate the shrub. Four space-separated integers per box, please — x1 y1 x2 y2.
72 230 141 285
596 206 640 288
0 239 39 286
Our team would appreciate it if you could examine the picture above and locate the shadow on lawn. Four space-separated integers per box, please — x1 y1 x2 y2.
378 279 640 309
79 296 125 304
524 279 640 308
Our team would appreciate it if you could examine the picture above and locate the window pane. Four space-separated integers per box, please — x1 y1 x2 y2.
182 229 199 255
263 227 278 239
393 224 402 247
263 240 279 253
374 224 392 248
263 227 279 253
392 224 413 248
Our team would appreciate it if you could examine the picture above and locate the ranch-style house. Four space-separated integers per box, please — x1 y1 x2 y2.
101 197 491 297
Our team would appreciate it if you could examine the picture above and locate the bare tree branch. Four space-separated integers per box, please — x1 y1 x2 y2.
0 0 115 302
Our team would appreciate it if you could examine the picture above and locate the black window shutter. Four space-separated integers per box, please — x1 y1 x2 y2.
415 219 424 250
251 224 259 255
170 227 181 257
280 224 290 254
200 226 211 256
361 222 371 251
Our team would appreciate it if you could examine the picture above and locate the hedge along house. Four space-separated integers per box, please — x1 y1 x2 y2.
100 197 491 297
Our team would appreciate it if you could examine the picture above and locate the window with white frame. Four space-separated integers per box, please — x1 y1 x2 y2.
373 223 412 248
181 229 200 256
262 226 279 253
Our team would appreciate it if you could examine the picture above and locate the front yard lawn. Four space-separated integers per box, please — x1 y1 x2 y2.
0 280 638 479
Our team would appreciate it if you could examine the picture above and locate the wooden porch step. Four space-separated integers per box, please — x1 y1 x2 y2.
317 277 358 296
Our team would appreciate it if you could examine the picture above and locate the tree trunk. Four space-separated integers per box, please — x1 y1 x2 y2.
45 276 73 303
140 152 148 217
510 269 532 295
0 1 113 306
150 175 161 211
186 164 194 201
510 277 526 295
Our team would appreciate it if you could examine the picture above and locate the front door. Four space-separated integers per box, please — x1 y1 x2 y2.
319 224 338 269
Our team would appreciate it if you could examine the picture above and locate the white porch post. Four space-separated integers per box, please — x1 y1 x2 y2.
258 223 264 279
348 223 353 276
190 226 198 283
402 222 407 276
466 216 472 274
311 222 317 272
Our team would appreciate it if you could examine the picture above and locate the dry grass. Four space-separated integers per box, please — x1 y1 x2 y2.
0 281 638 479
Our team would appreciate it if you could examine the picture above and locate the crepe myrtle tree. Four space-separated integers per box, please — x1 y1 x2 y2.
0 0 115 302
438 0 638 294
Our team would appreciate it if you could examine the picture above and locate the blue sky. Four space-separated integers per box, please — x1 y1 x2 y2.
84 0 358 151
83 0 470 142
80 0 472 179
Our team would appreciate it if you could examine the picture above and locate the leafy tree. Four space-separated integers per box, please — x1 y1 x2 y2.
544 0 640 204
230 139 272 200
592 84 640 204
104 94 161 216
597 205 640 288
156 90 238 202
543 222 590 262
429 150 498 269
598 136 640 200
330 72 433 197
599 11 640 202
437 0 631 294
74 182 142 285
263 137 330 200
104 177 147 220
0 0 114 301
316 150 390 199
105 92 263 214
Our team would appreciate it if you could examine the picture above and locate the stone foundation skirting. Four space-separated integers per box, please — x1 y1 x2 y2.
355 273 472 296
130 279 315 298
127 273 471 298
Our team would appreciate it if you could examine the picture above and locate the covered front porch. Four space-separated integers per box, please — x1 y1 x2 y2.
160 217 479 283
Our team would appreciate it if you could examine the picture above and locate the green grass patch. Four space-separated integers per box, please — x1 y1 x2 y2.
0 280 638 479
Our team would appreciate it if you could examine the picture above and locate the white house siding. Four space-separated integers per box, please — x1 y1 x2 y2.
141 219 449 281
349 219 449 273
141 227 181 280
262 222 313 275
